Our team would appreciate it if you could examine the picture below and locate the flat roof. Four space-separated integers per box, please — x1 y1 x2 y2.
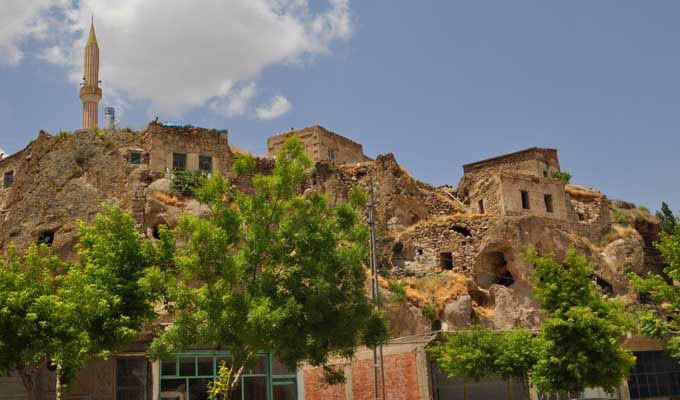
462 147 557 170
268 125 363 148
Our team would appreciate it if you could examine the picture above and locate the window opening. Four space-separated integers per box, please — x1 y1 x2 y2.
544 194 554 213
173 153 187 171
521 191 530 210
130 152 142 165
328 149 335 161
116 358 148 400
199 155 213 172
628 351 680 399
160 352 296 400
578 212 585 221
37 229 55 247
417 248 424 256
451 226 472 237
3 171 14 188
543 170 548 177
440 252 453 270
478 199 484 214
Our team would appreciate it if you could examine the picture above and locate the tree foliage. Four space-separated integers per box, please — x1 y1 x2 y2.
0 206 167 400
428 327 536 383
630 214 680 357
429 249 634 397
529 248 635 395
149 139 387 399
656 202 677 235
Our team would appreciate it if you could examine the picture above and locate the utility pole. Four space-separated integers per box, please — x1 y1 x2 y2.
368 177 386 400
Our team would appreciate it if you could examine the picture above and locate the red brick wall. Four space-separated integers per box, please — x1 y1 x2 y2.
304 366 347 400
304 352 422 400
351 352 420 400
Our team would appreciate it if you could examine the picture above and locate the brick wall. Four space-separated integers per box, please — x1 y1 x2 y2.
303 340 432 400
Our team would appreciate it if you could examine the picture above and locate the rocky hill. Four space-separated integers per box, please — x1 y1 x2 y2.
0 127 664 338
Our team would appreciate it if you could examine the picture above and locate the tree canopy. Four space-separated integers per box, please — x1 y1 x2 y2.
149 139 387 399
429 248 635 398
0 205 167 400
656 202 677 235
630 211 680 357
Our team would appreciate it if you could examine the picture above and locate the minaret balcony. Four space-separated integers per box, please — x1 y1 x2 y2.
79 86 102 99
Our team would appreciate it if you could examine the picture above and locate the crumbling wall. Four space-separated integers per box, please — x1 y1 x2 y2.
267 125 368 164
144 122 231 177
458 147 560 201
499 173 568 220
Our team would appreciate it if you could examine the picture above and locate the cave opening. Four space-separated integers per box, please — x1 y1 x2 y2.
451 225 472 237
477 250 514 288
595 275 614 296
37 229 55 247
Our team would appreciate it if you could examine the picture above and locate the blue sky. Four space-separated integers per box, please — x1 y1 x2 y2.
1 1 678 211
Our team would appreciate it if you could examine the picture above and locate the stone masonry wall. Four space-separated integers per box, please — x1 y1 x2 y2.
458 147 560 202
267 125 368 164
499 173 568 220
144 122 231 177
567 192 611 242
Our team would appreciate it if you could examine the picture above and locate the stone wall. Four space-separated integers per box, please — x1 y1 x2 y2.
566 192 611 242
458 147 560 202
499 173 568 220
267 125 368 164
144 122 231 177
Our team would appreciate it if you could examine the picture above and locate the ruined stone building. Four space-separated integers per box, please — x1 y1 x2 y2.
267 125 369 164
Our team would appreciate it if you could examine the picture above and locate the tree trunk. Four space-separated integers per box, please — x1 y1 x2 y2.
16 367 36 400
507 380 512 400
56 364 63 400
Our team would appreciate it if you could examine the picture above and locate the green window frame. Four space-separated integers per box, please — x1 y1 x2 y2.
159 352 297 400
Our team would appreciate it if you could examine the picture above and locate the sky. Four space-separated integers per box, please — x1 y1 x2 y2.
1 1 678 211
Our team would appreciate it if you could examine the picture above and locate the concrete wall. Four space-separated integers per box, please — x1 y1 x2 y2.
144 122 232 177
267 126 368 164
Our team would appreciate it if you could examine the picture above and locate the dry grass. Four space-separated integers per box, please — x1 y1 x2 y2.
401 271 468 311
153 191 186 207
600 224 642 247
565 184 605 199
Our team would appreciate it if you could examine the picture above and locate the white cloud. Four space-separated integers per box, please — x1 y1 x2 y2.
0 147 6 159
256 96 292 120
210 82 257 117
0 0 352 118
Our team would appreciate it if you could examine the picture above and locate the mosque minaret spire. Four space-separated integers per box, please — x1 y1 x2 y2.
80 15 101 129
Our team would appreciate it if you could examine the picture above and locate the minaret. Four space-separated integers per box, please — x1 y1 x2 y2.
80 16 101 129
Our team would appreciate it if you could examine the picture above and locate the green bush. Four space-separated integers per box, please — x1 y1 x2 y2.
388 280 407 303
610 208 630 225
551 171 572 184
172 170 208 196
422 304 438 321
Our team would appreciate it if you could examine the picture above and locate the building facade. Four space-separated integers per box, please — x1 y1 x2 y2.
266 126 369 164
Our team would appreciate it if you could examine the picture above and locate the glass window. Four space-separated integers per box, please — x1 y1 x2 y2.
3 171 13 188
161 359 177 376
180 357 195 376
173 153 187 171
160 353 297 400
197 357 213 376
199 156 212 172
130 152 142 165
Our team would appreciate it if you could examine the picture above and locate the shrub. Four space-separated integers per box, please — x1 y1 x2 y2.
610 207 630 226
422 303 438 321
388 280 407 303
551 171 572 184
172 170 207 196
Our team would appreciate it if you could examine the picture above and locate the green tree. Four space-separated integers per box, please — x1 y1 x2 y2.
0 206 169 400
629 215 680 357
149 139 387 399
0 245 63 400
656 202 677 235
529 248 635 396
428 327 535 400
